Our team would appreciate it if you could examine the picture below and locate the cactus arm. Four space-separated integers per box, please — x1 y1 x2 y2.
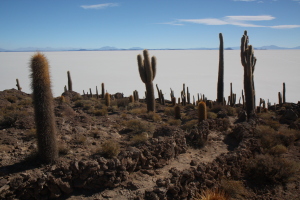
151 56 156 80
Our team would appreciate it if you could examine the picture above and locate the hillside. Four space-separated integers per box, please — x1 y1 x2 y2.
0 89 299 199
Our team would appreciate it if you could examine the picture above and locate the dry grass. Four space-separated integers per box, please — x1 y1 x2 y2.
207 112 217 119
125 119 154 134
131 132 149 144
164 107 175 116
220 179 248 198
182 119 198 131
194 188 229 200
269 144 288 156
167 119 181 126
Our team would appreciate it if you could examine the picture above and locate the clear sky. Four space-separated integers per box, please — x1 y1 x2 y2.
1 0 300 50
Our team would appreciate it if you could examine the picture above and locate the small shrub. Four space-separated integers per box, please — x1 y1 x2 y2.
207 112 217 119
256 125 279 149
220 179 248 198
222 118 231 131
246 154 299 185
223 106 236 116
131 132 148 144
74 100 85 107
164 107 175 116
278 126 297 146
94 108 108 116
167 119 181 126
125 119 154 134
100 140 120 158
182 119 198 131
6 96 17 103
129 108 147 115
19 98 32 106
0 110 27 127
209 104 223 113
185 104 195 110
146 112 162 122
58 142 69 155
269 144 288 156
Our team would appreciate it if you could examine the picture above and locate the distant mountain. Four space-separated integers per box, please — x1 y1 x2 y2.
1 45 300 52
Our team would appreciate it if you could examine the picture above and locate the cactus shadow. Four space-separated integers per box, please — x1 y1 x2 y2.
0 152 40 176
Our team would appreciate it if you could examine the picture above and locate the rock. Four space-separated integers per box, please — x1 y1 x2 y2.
190 159 198 166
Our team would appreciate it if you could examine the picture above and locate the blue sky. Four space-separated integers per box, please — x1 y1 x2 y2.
1 0 300 50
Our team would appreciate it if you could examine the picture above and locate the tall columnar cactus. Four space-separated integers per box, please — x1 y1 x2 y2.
198 101 207 123
283 82 286 103
96 86 99 99
29 53 58 164
217 33 224 104
67 71 72 91
105 92 111 106
137 49 156 112
187 87 190 104
175 105 181 119
133 90 139 102
171 97 176 106
241 30 257 119
278 92 282 105
101 83 105 99
16 79 22 91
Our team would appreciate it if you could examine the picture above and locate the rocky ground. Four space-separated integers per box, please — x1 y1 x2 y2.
0 89 299 200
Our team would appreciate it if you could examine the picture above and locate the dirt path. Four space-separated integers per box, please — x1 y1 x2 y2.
65 130 229 200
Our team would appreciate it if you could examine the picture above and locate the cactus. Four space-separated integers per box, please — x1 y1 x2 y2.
96 86 99 99
283 82 286 103
198 101 207 123
16 79 22 91
217 33 224 104
156 84 162 104
67 71 72 91
171 97 176 106
137 49 156 112
175 105 181 119
101 83 105 99
241 30 257 119
170 88 174 99
160 90 165 105
278 92 282 105
29 53 58 164
129 95 134 103
133 90 139 102
187 87 190 104
64 85 67 93
89 88 92 98
105 92 111 106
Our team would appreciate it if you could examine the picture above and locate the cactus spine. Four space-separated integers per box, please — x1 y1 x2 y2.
217 33 224 104
16 79 22 91
198 101 207 123
137 49 156 112
241 30 257 120
30 53 58 164
67 71 72 91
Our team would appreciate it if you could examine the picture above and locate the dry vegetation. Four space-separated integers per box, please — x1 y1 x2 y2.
0 89 300 199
